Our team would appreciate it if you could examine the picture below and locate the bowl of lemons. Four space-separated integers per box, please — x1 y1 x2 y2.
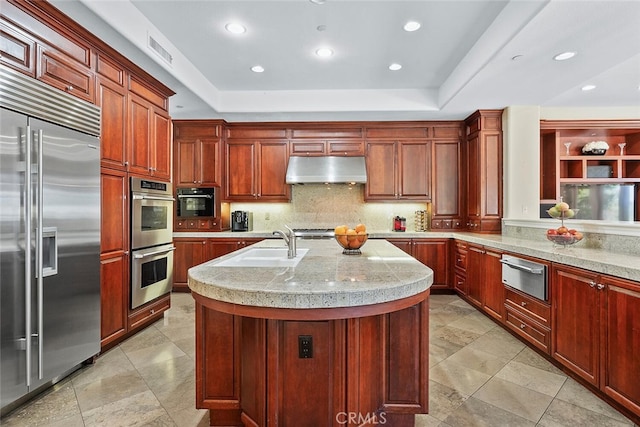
334 224 368 255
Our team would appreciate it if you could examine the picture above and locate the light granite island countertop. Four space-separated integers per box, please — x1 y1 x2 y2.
188 239 433 426
188 238 434 312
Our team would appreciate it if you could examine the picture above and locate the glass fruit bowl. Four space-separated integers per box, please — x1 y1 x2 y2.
546 232 583 247
335 233 368 255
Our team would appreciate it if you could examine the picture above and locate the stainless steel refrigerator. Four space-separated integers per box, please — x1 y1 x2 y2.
1 66 101 415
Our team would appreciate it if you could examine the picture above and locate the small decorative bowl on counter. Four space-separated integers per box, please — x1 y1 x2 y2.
335 233 368 255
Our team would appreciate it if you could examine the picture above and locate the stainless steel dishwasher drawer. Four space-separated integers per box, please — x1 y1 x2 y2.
500 255 548 301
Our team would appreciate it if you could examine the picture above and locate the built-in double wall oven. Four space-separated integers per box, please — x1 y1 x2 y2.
130 177 175 309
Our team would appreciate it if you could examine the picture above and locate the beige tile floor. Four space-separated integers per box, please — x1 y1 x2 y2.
1 293 637 426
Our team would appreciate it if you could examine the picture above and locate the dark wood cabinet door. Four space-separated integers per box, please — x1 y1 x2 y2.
466 244 484 308
257 140 290 201
0 20 36 76
173 239 208 292
199 138 222 186
365 141 397 200
208 239 242 260
100 253 128 347
387 238 412 255
97 76 127 170
397 140 431 200
552 265 600 386
226 141 256 200
412 239 450 289
175 139 197 185
601 275 640 414
36 44 94 103
432 140 461 222
127 93 151 176
100 168 128 254
482 248 504 321
466 134 481 220
152 110 171 180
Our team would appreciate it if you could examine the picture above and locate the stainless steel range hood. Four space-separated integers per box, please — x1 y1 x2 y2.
286 156 367 184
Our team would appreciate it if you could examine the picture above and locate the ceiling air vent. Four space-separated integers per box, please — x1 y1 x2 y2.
148 34 173 66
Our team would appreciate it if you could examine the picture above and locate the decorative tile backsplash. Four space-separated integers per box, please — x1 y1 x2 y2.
231 184 429 232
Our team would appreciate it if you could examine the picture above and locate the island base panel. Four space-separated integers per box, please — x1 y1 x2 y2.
195 297 429 426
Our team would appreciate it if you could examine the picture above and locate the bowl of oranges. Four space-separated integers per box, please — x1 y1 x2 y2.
334 224 368 255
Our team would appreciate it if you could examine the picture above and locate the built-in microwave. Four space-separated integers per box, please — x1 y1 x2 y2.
176 187 216 218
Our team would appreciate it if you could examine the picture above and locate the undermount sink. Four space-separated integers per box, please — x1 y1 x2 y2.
215 247 309 268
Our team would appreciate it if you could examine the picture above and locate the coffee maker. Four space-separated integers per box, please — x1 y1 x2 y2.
231 211 253 232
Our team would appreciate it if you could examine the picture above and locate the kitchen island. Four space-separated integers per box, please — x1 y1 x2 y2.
188 239 433 427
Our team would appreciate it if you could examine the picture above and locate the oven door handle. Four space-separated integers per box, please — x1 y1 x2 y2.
132 194 175 202
133 246 177 259
177 194 212 199
500 259 544 274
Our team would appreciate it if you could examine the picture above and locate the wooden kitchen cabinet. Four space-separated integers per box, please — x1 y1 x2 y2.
209 238 264 259
431 139 464 230
552 264 640 416
387 238 450 289
453 240 467 295
552 264 601 386
127 91 171 180
505 285 552 354
365 140 431 201
173 239 209 292
461 244 504 321
173 120 223 187
600 275 640 416
36 43 94 103
464 110 502 233
225 139 290 202
97 73 127 170
99 168 129 347
100 253 128 348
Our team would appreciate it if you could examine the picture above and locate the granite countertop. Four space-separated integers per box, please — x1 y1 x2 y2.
188 239 434 309
176 230 640 283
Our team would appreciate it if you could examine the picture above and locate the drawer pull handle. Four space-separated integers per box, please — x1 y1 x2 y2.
520 323 526 329
597 283 605 290
589 281 596 288
521 301 527 307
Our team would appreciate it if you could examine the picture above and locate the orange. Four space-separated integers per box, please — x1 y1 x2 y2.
356 230 367 243
355 223 366 233
334 225 348 235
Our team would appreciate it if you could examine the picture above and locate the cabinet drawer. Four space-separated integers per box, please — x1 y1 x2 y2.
128 294 170 331
454 250 467 271
505 287 550 326
290 141 326 156
505 307 551 354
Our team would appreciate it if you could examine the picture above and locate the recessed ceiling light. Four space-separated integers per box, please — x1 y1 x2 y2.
581 84 596 91
175 105 184 109
511 54 523 61
225 23 246 34
309 0 326 4
553 51 576 61
403 21 421 32
251 65 264 73
315 47 333 57
389 63 402 71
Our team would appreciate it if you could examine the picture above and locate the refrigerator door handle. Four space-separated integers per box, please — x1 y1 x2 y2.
25 125 32 387
36 128 44 380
